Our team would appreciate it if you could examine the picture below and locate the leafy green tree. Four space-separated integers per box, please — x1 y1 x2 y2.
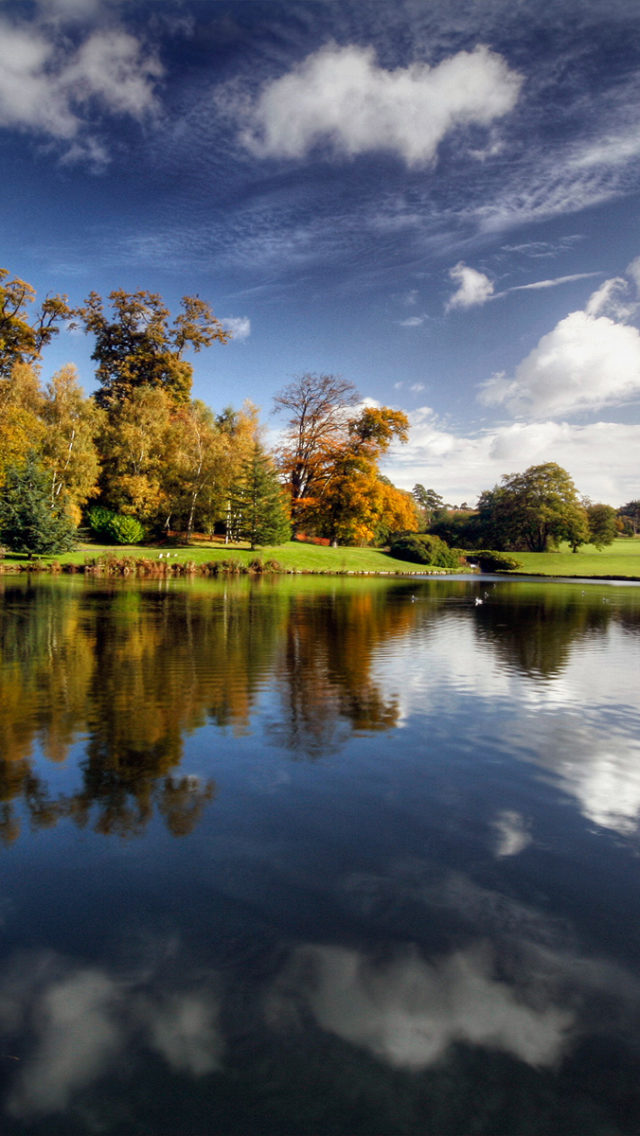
476 462 589 552
0 454 76 557
586 503 618 548
77 289 230 407
230 442 290 549
412 484 445 528
618 500 640 535
0 269 73 379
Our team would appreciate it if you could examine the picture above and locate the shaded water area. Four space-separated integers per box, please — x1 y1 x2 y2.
0 573 639 1135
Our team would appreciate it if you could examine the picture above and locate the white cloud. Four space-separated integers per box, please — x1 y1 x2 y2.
584 277 633 320
504 272 601 295
0 18 162 161
479 307 640 418
271 942 571 1070
398 316 425 327
446 261 494 310
381 406 640 505
222 316 251 341
239 43 522 166
1 952 222 1119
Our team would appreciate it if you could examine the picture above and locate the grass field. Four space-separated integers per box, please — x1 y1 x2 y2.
506 539 640 579
3 537 639 579
1 539 438 575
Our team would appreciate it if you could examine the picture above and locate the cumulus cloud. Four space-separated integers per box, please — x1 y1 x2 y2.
381 406 640 505
269 942 571 1070
0 17 162 161
238 43 522 165
0 952 222 1119
479 307 640 418
222 316 251 340
446 262 494 310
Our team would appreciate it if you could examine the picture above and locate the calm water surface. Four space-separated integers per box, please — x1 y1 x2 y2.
0 574 639 1135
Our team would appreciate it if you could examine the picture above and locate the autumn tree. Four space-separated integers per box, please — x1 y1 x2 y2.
477 462 589 552
96 385 173 526
230 441 290 549
77 289 230 407
274 375 411 542
41 364 103 522
0 363 45 481
165 399 230 538
0 269 73 379
273 372 359 528
312 407 414 544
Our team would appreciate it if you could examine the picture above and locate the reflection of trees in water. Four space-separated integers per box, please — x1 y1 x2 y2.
471 588 618 678
270 589 413 756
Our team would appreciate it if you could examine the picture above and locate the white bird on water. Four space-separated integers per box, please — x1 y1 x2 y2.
475 597 483 606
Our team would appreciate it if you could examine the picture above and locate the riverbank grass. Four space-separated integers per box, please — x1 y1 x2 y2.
509 539 640 578
1 539 439 575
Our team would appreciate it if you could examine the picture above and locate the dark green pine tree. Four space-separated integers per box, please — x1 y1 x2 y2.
0 453 77 557
230 443 290 550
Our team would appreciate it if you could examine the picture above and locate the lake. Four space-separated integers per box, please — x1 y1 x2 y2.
0 573 639 1135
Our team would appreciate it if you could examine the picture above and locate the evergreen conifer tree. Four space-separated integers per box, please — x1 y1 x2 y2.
230 443 290 549
0 454 76 557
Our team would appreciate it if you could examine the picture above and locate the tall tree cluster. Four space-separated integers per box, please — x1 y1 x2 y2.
0 270 417 553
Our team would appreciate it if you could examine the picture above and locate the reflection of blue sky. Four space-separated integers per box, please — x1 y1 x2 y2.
369 605 640 835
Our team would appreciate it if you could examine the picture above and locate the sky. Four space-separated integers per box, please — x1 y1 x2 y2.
2 0 640 506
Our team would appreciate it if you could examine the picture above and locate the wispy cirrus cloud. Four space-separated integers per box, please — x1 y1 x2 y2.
236 42 523 166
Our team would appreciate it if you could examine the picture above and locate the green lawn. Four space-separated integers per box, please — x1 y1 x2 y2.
4 537 640 579
506 539 640 579
1 539 443 575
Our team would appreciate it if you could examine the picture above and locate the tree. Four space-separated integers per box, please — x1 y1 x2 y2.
618 500 640 535
273 372 359 527
274 374 411 542
586 503 617 548
476 463 589 552
0 454 76 557
412 485 445 528
41 365 103 523
76 289 230 407
96 385 173 525
0 269 73 379
230 442 290 549
0 363 46 481
165 399 230 539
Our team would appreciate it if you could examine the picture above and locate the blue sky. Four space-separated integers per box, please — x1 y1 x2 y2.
2 0 640 505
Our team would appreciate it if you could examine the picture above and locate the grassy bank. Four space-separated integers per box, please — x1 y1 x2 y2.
0 539 446 576
2 537 639 579
507 539 640 579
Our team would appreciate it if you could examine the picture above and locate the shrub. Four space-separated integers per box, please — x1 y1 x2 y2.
388 533 462 568
468 550 522 572
87 507 144 545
